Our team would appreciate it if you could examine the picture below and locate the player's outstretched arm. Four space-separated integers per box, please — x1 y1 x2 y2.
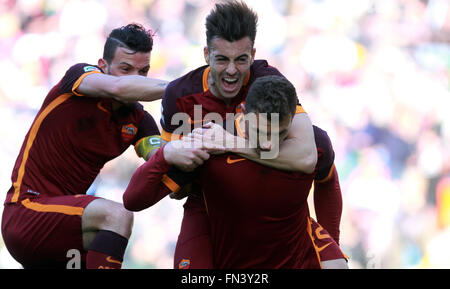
311 126 343 244
314 168 343 245
124 140 221 211
123 145 173 211
77 72 169 102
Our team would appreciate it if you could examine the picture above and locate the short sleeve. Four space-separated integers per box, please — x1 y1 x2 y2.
59 63 103 95
160 81 187 141
134 110 160 144
250 60 302 108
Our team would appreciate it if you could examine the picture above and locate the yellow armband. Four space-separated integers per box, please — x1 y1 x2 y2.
135 135 162 160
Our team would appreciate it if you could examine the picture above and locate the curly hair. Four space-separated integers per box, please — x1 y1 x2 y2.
103 23 154 63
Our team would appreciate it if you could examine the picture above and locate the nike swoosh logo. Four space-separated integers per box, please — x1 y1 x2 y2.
106 256 122 265
226 156 246 164
317 242 332 253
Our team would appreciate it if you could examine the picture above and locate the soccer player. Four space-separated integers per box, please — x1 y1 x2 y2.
160 1 317 171
1 23 196 269
123 75 346 268
157 1 344 268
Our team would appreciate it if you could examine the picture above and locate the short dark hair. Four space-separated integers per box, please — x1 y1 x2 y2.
103 23 154 63
245 75 297 122
205 0 258 48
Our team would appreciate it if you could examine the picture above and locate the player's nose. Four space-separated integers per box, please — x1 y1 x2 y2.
225 62 237 75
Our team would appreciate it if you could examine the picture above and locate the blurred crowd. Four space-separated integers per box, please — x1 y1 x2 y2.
0 0 449 269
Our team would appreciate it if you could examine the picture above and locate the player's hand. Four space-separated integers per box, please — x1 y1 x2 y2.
163 140 209 171
190 122 236 154
163 139 224 172
182 129 227 154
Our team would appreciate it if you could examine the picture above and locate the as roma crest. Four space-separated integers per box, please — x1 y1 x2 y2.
178 259 191 269
121 124 137 142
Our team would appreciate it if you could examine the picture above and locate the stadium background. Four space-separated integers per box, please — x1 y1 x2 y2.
0 0 449 269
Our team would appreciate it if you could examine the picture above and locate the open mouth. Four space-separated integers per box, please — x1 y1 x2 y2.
221 77 240 93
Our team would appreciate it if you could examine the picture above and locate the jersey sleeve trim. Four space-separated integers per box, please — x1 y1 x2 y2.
71 70 102 96
234 114 245 138
161 129 182 142
315 163 335 183
202 67 210 92
162 174 180 193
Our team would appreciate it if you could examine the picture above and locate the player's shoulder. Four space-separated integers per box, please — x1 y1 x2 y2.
134 102 157 120
250 59 284 79
313 125 335 163
64 63 103 75
312 125 335 180
161 65 208 132
251 59 270 70
313 125 331 147
313 125 327 137
166 64 208 97
54 63 103 96
135 102 145 112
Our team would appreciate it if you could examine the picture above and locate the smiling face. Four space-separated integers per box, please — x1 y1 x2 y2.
204 36 255 101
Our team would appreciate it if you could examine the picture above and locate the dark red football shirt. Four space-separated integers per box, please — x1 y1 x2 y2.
199 153 318 268
6 63 159 204
196 124 334 269
123 121 335 268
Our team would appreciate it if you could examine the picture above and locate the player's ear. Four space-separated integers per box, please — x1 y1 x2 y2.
98 58 108 72
204 46 210 65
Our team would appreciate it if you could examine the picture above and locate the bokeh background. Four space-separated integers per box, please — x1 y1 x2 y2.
1 0 449 269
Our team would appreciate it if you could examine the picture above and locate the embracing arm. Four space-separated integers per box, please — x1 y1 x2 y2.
124 140 215 210
314 167 343 245
232 113 318 173
123 145 173 211
77 73 169 102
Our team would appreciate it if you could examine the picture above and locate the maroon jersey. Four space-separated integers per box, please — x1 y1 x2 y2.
199 153 317 268
196 124 334 269
160 59 298 141
123 122 336 268
6 63 159 204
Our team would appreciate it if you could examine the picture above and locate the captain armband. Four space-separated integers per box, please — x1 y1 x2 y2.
135 135 162 160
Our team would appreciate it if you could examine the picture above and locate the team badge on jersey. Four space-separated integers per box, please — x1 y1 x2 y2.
121 124 138 142
178 259 191 269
